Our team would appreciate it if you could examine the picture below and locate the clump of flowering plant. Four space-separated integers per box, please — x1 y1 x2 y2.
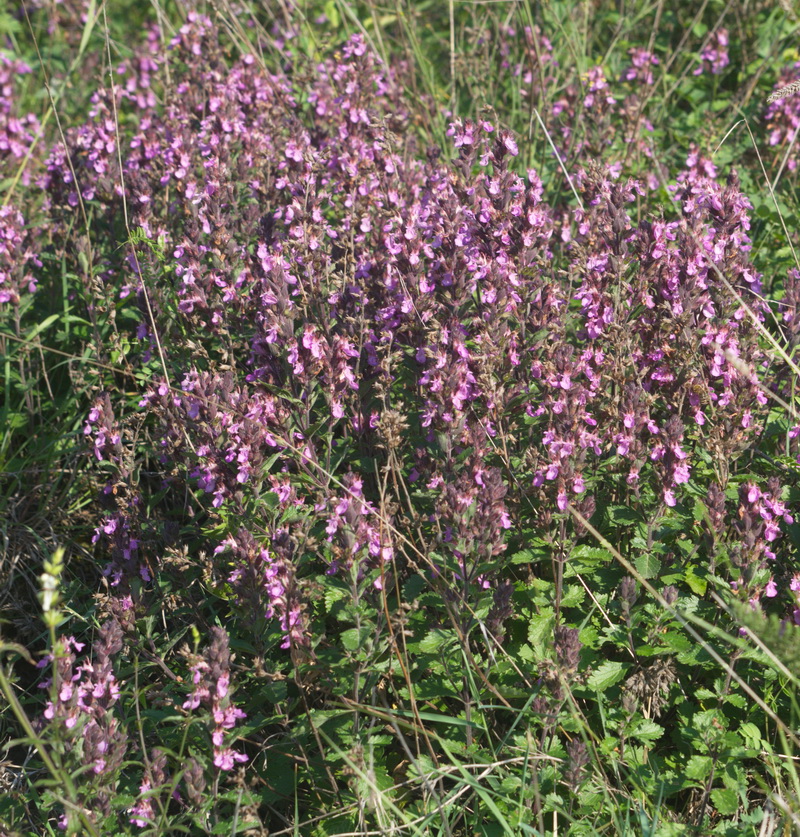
181 627 248 772
5 3 800 833
37 620 128 827
0 204 39 306
694 28 730 76
0 54 41 180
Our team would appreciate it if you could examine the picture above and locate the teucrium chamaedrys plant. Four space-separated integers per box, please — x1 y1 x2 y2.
4 2 800 832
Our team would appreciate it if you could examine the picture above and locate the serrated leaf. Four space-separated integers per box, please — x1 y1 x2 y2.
693 497 712 525
518 643 535 662
661 631 691 653
677 644 708 666
570 545 612 563
631 719 663 742
685 567 707 595
324 585 348 612
739 722 762 744
578 625 600 648
110 794 137 808
341 627 371 652
724 693 746 708
419 628 454 654
260 680 287 704
586 661 628 692
685 755 713 782
415 677 459 699
710 787 740 815
561 585 586 608
608 506 642 525
403 574 426 600
527 609 554 652
510 548 548 564
634 552 660 579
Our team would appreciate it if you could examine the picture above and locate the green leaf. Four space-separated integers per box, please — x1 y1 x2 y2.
608 506 642 525
527 608 555 653
403 574 426 600
324 584 348 612
570 545 612 565
631 719 663 743
0 642 34 664
685 755 713 782
323 0 340 28
23 313 60 342
710 787 740 816
739 722 762 745
518 643 535 662
634 552 660 579
684 566 707 595
77 0 99 59
110 794 137 808
388 707 485 731
578 625 600 649
586 661 628 692
341 627 372 652
418 628 454 654
510 548 548 564
260 680 288 704
724 693 746 709
561 584 586 608
661 631 691 653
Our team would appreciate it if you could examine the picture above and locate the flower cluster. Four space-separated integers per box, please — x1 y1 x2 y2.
733 479 794 570
215 528 306 648
128 749 169 828
39 93 120 211
182 627 248 771
0 54 41 180
7 5 800 830
765 61 800 171
115 25 161 112
45 22 793 638
0 204 40 305
694 28 730 76
622 48 660 86
37 621 128 820
84 394 124 464
508 24 558 103
324 473 394 582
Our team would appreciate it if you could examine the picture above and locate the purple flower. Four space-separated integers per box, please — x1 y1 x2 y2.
182 628 248 771
694 29 730 76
